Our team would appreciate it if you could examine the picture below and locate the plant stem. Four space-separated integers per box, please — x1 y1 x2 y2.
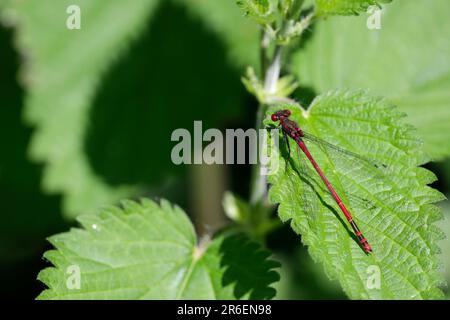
247 10 315 236
260 29 270 77
264 46 282 94
250 44 283 205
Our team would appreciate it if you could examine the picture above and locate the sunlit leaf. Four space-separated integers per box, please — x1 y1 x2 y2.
37 199 280 299
291 0 450 160
265 90 445 299
315 0 392 16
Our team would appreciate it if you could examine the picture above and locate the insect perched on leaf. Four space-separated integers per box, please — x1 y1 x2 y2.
270 109 378 253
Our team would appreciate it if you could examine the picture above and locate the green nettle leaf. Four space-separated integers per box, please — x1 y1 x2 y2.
37 199 280 300
10 0 251 219
437 202 450 294
8 0 162 217
291 0 450 160
315 0 392 16
265 90 445 299
236 0 276 25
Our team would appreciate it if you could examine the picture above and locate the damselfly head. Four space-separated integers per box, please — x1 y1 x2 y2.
271 109 291 122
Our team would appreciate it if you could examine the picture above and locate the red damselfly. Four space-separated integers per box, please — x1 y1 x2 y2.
271 109 376 254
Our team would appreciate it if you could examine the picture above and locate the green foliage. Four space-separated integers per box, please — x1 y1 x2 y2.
177 0 259 68
10 0 247 218
291 0 450 160
236 0 276 25
315 0 392 16
276 12 314 45
222 191 278 240
2 0 448 301
265 90 445 299
223 191 251 224
279 0 304 19
9 0 162 217
437 202 450 298
0 25 65 262
242 67 298 103
38 199 280 299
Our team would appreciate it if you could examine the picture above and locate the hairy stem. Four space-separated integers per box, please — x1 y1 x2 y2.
250 45 283 205
264 46 282 94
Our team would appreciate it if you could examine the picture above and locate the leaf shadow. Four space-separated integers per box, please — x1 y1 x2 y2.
219 234 280 300
84 0 246 187
280 139 359 246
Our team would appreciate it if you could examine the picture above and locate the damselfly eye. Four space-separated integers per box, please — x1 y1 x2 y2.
282 109 291 117
271 114 279 122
